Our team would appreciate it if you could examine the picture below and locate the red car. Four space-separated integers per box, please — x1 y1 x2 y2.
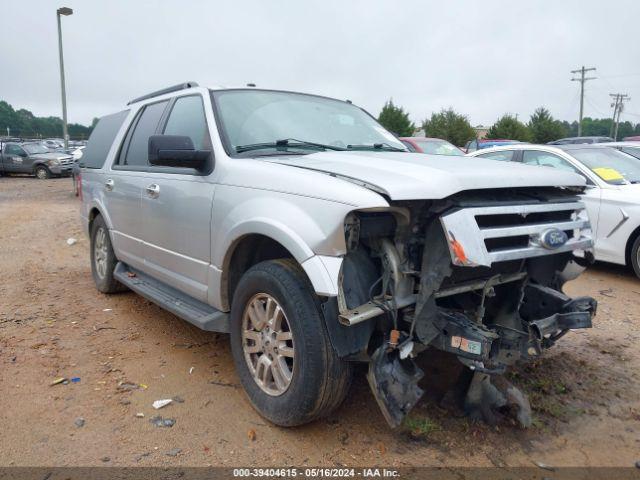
399 137 464 156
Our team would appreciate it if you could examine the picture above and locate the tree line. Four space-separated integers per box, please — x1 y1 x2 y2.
377 99 640 146
0 100 95 140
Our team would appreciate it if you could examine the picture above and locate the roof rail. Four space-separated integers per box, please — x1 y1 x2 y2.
127 81 199 105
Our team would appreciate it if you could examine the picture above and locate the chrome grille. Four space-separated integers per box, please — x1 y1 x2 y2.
440 201 593 267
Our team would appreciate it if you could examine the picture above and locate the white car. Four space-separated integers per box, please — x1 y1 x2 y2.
468 144 640 278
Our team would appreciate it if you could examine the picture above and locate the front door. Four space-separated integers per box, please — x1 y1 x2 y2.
139 94 214 302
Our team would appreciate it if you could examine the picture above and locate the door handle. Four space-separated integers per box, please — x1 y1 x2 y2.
104 178 114 191
146 183 160 198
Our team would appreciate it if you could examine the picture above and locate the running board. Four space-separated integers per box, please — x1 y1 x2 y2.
114 262 229 333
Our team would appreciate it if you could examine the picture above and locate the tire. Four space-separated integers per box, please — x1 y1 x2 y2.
230 259 352 426
631 235 640 279
90 215 125 293
34 165 51 180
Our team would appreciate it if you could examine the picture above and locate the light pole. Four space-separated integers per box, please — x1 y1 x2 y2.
56 7 73 149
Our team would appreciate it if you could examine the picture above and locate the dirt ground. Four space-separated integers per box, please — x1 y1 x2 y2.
1 177 639 468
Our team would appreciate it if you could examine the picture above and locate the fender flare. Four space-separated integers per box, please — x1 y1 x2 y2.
218 218 343 298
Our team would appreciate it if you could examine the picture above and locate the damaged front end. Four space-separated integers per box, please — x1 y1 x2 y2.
337 187 597 427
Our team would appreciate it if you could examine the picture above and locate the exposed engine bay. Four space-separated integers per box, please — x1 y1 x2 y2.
334 187 597 427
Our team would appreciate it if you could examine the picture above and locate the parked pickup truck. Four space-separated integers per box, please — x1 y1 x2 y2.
0 141 74 179
80 82 597 428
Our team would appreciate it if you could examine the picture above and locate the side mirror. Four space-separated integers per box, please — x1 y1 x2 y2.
148 135 211 170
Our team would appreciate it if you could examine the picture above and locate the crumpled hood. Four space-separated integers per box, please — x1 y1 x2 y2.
267 151 586 200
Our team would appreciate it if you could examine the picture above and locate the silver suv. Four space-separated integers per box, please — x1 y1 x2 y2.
80 82 596 428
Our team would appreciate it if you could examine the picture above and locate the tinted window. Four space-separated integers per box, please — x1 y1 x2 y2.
83 110 130 168
477 150 515 162
122 101 168 167
522 150 581 173
5 144 24 156
163 95 210 150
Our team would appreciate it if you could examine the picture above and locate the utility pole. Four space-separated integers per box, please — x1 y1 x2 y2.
609 93 630 140
56 7 73 149
571 66 596 136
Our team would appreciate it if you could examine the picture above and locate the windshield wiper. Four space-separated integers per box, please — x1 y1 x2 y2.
346 142 406 152
236 138 347 154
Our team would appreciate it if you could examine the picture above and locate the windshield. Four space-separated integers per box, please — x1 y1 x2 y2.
620 146 640 160
415 140 463 156
570 147 640 184
211 90 406 155
23 143 49 154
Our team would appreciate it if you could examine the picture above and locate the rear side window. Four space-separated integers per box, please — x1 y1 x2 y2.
477 150 515 162
120 101 169 167
82 110 129 169
163 95 210 149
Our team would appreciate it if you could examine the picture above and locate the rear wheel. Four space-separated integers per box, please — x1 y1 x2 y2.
631 236 640 279
90 215 125 293
35 165 51 180
230 259 352 426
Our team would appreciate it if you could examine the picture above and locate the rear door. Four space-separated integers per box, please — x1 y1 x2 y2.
139 94 214 302
106 100 170 271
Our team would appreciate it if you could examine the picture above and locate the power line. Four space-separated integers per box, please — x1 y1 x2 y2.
571 66 597 136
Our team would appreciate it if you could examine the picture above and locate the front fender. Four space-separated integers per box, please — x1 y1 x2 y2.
211 188 365 298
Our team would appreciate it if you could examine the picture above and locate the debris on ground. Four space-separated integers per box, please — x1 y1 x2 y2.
599 288 616 298
66 238 77 246
149 416 175 428
134 452 151 462
101 457 110 463
189 367 194 375
247 429 256 441
71 377 81 383
50 377 68 386
208 380 237 388
172 396 184 403
165 448 181 457
135 413 144 418
102 308 112 312
533 460 555 471
152 399 172 409
74 417 85 428
118 381 144 392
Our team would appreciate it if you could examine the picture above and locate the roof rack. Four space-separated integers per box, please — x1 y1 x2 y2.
127 81 199 105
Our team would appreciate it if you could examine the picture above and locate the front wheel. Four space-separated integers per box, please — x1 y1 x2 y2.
230 259 352 426
631 236 640 279
34 165 51 179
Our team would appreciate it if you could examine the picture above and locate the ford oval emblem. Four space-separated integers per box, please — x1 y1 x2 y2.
539 228 569 250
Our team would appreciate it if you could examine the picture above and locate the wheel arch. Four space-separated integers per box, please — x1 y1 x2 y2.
625 224 640 267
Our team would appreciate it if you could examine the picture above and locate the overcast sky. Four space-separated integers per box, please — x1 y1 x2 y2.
2 0 639 127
